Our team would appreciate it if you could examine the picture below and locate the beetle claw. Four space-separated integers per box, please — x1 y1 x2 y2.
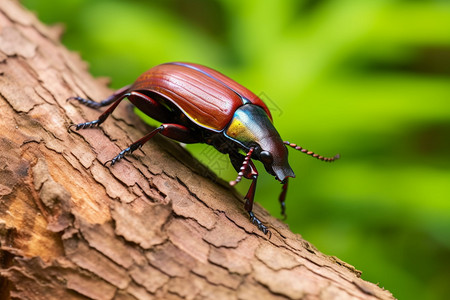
66 96 78 102
69 120 102 131
108 151 127 166
248 211 271 238
68 123 78 132
67 96 103 109
106 143 142 167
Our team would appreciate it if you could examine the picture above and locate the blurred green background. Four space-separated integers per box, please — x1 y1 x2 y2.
22 0 450 299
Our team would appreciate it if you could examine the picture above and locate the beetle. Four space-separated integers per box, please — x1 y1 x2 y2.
68 62 339 236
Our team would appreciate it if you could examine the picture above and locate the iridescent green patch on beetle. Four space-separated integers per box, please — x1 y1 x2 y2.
226 116 257 143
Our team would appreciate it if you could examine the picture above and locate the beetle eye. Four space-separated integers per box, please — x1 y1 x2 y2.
260 151 273 165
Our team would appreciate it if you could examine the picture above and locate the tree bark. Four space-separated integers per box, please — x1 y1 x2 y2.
0 1 395 299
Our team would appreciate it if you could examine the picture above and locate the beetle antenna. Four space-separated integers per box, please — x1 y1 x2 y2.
284 141 340 162
230 147 254 186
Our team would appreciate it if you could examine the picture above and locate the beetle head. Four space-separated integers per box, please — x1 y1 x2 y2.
256 137 295 182
225 104 295 182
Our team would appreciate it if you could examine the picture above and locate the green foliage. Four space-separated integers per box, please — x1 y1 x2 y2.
23 0 450 299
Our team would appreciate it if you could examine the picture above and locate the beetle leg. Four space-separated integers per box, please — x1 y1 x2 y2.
244 172 257 213
105 125 164 165
229 150 271 236
67 85 131 109
69 90 172 131
69 91 131 131
106 123 199 165
245 172 271 237
157 123 201 144
127 92 174 124
279 178 288 220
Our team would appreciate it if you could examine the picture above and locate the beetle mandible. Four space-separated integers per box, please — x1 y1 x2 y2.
68 62 339 236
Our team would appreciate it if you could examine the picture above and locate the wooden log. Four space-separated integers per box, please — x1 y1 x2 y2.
0 1 395 299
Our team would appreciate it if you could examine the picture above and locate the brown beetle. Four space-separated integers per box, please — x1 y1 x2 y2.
69 62 339 236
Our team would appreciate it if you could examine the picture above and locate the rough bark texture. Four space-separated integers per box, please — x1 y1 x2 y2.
0 1 395 299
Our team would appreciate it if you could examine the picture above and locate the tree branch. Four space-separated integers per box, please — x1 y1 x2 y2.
0 1 395 299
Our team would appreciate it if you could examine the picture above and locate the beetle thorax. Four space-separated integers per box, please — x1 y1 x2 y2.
225 104 295 181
